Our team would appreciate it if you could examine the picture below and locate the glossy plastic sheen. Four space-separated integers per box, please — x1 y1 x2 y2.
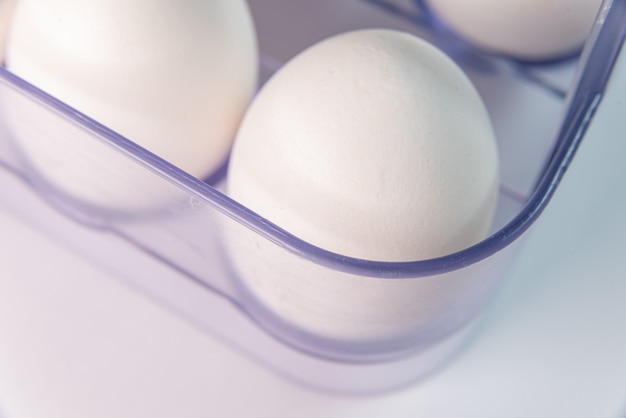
0 0 624 393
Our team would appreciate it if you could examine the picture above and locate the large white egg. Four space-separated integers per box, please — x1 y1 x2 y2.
229 29 499 262
225 29 499 353
4 0 257 211
0 0 16 59
424 0 602 61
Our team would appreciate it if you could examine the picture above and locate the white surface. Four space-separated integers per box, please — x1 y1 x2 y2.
1 55 626 418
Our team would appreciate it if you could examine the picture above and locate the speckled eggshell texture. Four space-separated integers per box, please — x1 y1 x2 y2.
228 29 499 263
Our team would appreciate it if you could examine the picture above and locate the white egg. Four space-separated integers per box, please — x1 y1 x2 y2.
424 0 602 61
225 29 499 352
0 0 16 59
4 0 257 211
229 29 499 262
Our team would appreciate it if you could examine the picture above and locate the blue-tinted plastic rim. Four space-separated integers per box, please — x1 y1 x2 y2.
0 0 624 279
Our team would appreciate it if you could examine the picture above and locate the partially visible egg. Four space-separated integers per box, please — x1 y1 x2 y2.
4 0 257 211
0 0 16 59
229 29 499 263
424 0 602 61
226 29 499 350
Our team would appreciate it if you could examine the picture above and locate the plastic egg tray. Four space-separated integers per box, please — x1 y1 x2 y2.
0 0 624 394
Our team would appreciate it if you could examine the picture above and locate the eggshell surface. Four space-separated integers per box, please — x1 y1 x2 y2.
4 0 257 211
424 0 602 61
228 29 499 262
0 0 16 59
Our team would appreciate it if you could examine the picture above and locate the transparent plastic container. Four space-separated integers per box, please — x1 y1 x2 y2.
0 0 624 394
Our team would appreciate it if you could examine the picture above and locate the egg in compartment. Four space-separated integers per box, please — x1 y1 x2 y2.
423 0 603 61
0 0 16 58
2 0 258 212
225 29 500 356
